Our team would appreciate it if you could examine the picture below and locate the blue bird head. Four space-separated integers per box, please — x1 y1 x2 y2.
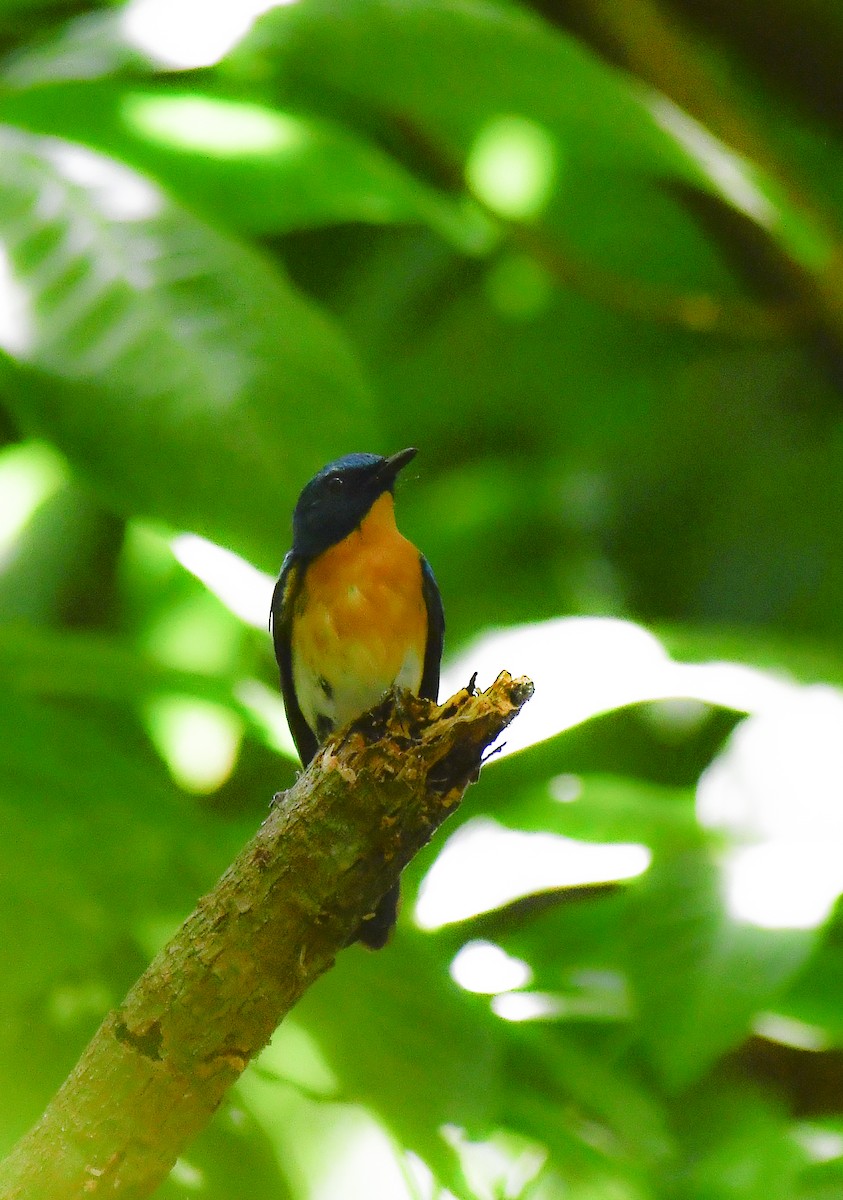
291 447 418 557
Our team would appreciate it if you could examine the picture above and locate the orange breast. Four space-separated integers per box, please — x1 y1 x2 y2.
291 493 427 730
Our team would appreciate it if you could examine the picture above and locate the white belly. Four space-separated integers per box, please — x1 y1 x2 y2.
293 644 423 741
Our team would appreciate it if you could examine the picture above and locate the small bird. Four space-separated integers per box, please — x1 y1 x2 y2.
270 448 444 948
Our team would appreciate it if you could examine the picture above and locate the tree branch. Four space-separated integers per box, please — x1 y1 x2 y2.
0 672 534 1200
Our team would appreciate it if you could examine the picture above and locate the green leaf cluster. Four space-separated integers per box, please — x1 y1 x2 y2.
2 0 843 1197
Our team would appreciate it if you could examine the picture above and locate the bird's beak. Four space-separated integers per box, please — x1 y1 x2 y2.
378 446 418 484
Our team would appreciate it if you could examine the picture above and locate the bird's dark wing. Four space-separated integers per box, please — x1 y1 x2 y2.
419 555 445 703
270 551 318 766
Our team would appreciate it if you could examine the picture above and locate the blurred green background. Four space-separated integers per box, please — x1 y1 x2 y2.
3 0 843 1196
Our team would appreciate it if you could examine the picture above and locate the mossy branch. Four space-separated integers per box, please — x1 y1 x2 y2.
0 672 533 1200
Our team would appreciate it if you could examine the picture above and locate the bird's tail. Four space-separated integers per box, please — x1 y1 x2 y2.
356 882 400 949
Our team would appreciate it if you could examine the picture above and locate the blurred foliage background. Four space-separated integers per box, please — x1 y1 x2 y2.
2 0 843 1197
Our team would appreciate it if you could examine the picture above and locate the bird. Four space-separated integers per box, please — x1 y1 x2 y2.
270 447 444 948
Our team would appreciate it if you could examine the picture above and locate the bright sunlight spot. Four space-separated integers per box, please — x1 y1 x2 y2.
698 685 843 841
447 616 843 933
145 695 243 793
305 1109 416 1200
793 1124 843 1164
650 99 834 272
48 980 112 1028
171 533 275 629
235 679 297 759
650 99 776 227
491 993 565 1022
723 842 843 930
450 940 533 995
443 1127 547 1200
466 115 557 220
442 616 797 759
125 94 306 158
699 686 843 929
143 590 241 674
0 442 66 554
550 773 583 803
753 1012 830 1053
492 972 627 1023
239 1070 420 1200
168 1159 204 1191
44 141 161 221
415 817 650 929
0 244 32 356
256 1019 340 1097
121 0 292 70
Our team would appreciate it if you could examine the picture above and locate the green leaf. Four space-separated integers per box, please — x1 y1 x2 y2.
245 0 830 262
0 688 249 1007
0 81 490 249
274 930 502 1197
0 8 149 87
796 1151 843 1200
0 125 377 568
0 621 291 756
775 925 843 1043
246 0 698 177
155 1099 293 1200
659 625 843 693
0 679 257 1145
624 850 817 1089
506 1024 673 1170
0 631 282 1149
0 479 122 625
670 1080 804 1200
466 768 700 849
403 690 736 904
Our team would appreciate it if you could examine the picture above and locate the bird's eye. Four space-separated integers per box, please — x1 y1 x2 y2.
327 475 344 494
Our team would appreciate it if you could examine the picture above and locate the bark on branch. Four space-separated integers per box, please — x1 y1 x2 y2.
0 672 533 1200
